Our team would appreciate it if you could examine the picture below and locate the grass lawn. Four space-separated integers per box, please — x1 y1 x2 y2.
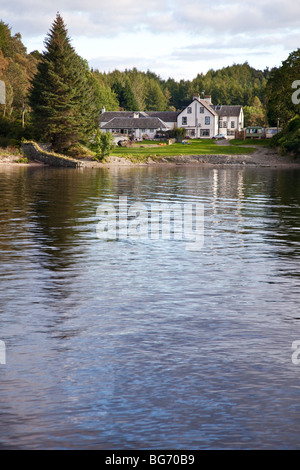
230 138 270 147
111 139 257 161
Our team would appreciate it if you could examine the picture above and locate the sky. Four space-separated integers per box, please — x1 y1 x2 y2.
1 0 300 81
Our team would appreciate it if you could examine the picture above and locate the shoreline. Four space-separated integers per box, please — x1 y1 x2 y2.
1 147 300 169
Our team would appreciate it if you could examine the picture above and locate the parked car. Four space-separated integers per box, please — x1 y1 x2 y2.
212 134 226 140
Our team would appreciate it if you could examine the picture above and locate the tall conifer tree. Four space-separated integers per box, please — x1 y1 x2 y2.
29 13 99 151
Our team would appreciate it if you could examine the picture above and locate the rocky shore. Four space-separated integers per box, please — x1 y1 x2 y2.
76 146 300 168
0 145 299 168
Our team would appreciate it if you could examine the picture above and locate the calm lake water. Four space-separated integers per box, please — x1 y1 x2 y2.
0 163 300 449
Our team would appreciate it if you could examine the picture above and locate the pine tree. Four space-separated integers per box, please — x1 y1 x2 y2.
29 13 99 151
122 80 139 110
145 78 168 111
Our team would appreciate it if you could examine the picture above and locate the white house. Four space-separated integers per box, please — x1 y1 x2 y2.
176 94 244 139
176 94 218 138
99 95 244 140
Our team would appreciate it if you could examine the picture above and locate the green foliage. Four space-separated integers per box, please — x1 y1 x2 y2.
95 62 268 113
266 49 300 126
111 78 139 110
16 157 29 163
0 113 33 142
243 96 267 126
91 130 115 160
29 13 101 152
0 21 39 118
269 116 300 156
91 72 119 110
66 142 94 159
173 127 186 143
163 62 268 110
145 77 168 111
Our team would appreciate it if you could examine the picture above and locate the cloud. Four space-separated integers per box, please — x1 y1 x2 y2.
1 0 300 79
176 0 300 35
3 0 300 38
1 0 173 37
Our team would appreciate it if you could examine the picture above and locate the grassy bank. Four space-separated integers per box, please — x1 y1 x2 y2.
0 146 23 157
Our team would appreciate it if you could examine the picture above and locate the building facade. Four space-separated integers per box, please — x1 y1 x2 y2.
99 95 244 140
177 94 244 139
100 111 170 140
176 95 218 138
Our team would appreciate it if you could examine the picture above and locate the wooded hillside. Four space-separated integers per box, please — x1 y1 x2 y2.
0 18 274 146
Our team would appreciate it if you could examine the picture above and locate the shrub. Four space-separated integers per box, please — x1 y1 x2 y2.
67 143 94 159
286 116 300 132
173 127 186 143
91 130 115 161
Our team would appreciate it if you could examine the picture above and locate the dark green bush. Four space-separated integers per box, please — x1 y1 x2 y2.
270 116 300 156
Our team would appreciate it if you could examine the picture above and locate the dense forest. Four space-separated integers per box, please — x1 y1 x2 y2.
0 15 299 153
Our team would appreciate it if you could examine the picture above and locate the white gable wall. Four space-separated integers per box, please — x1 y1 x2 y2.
177 98 218 138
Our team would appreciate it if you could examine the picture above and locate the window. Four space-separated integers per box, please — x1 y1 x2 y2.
205 116 210 125
200 129 210 137
231 121 235 128
190 129 195 136
182 117 187 125
187 107 192 114
200 107 204 114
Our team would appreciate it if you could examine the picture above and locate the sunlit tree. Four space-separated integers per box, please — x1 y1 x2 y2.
29 13 99 151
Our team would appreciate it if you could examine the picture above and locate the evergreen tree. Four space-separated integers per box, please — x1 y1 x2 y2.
266 49 300 126
91 72 119 110
122 80 139 110
145 78 168 111
29 13 99 151
111 78 138 110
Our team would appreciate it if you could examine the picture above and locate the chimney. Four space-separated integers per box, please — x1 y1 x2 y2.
101 106 106 114
204 95 212 104
193 93 200 101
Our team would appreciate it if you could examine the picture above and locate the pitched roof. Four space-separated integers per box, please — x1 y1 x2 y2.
100 110 179 123
199 99 218 116
101 117 168 130
177 98 218 117
99 111 148 122
146 111 180 122
210 105 242 117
